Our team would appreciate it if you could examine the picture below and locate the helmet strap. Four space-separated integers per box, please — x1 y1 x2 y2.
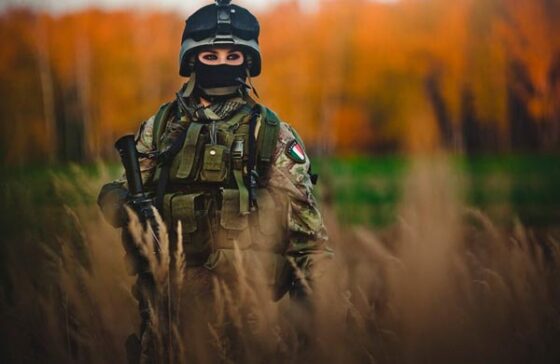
183 72 197 97
245 68 260 99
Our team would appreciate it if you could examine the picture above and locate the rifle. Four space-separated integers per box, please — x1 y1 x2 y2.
114 135 161 250
115 135 172 364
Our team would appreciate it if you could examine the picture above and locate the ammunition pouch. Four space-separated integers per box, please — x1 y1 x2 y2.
149 100 288 294
207 188 288 299
163 191 212 265
200 144 229 183
160 187 287 294
217 189 251 248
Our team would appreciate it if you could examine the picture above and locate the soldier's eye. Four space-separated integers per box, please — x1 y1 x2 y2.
202 54 218 61
227 53 241 61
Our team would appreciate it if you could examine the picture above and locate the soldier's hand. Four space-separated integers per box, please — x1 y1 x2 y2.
97 182 129 228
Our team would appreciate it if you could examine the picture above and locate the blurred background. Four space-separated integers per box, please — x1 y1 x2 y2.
1 0 560 363
1 0 559 226
2 0 560 160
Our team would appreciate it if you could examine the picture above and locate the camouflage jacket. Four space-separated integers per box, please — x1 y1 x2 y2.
126 98 332 290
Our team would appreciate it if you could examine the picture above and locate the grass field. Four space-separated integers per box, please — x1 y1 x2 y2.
1 154 560 363
315 154 560 227
3 153 558 230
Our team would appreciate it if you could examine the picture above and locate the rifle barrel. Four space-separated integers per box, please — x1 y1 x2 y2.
115 135 144 196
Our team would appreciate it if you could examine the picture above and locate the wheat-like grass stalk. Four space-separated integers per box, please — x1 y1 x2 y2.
5 160 560 364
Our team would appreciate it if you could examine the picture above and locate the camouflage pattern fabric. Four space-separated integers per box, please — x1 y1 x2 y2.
123 102 328 245
268 122 332 282
102 95 333 363
120 95 246 186
114 96 332 283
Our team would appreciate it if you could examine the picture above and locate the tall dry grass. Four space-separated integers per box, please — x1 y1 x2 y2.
1 157 560 363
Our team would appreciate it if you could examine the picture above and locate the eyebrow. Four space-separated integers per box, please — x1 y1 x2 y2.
201 49 242 54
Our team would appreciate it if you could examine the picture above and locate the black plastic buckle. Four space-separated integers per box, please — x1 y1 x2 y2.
232 138 244 160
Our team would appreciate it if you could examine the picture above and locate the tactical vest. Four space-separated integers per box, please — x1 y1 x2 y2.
150 100 291 297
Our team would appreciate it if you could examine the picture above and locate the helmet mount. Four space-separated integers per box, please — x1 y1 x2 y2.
215 1 234 43
179 0 261 77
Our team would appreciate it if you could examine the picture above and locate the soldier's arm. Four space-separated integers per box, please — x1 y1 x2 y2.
119 114 158 187
97 115 158 227
267 122 333 297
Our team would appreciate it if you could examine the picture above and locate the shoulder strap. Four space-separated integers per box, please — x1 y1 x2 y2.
255 107 319 186
151 100 179 211
256 105 281 183
152 101 177 151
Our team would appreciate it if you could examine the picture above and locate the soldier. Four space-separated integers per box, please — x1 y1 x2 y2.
98 0 332 362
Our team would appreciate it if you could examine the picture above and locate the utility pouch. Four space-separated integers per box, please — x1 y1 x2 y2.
217 189 251 249
163 192 211 260
200 144 229 183
169 192 205 233
220 189 249 230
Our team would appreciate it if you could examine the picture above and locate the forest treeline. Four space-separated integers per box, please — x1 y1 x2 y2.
0 0 559 164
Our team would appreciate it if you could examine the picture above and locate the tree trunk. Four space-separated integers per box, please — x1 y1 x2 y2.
34 14 57 162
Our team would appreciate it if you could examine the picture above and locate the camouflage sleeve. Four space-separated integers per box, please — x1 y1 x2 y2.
115 115 158 188
98 115 158 227
267 122 333 288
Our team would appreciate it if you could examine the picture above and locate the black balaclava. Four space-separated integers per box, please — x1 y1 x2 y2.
194 60 246 89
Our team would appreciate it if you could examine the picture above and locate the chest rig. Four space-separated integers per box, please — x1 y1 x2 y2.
149 99 284 268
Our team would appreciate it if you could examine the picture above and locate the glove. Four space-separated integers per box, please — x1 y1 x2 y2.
97 182 129 228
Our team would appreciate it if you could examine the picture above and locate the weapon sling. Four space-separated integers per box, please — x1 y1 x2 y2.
247 106 260 210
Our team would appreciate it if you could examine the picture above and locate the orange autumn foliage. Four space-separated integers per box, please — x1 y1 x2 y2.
0 0 559 164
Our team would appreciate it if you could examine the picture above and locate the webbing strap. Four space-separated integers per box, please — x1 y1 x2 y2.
155 125 190 211
176 123 204 179
152 102 175 151
256 106 280 181
215 105 252 152
155 164 171 212
222 104 253 130
247 108 260 211
233 168 249 214
232 122 251 215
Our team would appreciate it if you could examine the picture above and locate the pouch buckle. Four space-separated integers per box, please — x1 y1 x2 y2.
232 138 244 160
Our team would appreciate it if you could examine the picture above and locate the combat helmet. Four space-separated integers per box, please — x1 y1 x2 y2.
179 0 261 78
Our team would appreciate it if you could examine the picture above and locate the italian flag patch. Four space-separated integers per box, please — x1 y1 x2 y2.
286 140 306 164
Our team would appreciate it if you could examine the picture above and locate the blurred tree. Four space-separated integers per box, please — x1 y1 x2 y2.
0 0 559 164
34 13 57 162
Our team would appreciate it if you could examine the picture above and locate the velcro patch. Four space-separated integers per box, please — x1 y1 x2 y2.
286 140 306 164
